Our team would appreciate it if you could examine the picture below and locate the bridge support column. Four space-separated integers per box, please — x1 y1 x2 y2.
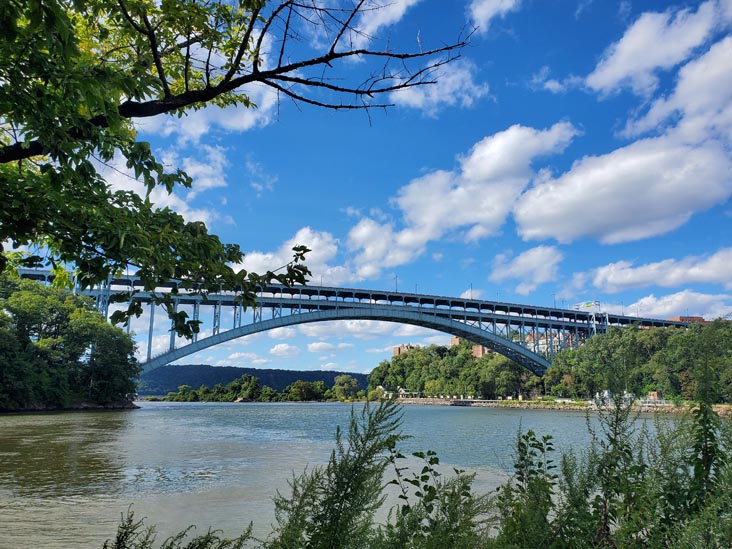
97 280 111 319
213 302 221 335
233 304 241 329
147 301 155 362
169 299 178 352
192 301 200 342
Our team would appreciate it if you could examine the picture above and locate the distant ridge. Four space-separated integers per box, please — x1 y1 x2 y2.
138 364 369 396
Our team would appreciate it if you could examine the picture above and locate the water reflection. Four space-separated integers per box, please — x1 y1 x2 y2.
0 411 132 498
0 402 616 548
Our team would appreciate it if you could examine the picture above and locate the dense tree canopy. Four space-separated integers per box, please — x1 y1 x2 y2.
0 271 139 410
370 323 732 403
369 339 541 399
162 372 365 402
0 0 465 335
547 321 732 402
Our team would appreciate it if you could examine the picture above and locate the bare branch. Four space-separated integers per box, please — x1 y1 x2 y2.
140 13 172 98
329 0 367 56
0 2 469 165
223 6 263 83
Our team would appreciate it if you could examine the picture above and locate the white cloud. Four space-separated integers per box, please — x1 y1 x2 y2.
366 344 398 354
268 327 297 339
490 246 563 295
99 153 228 227
307 342 353 353
588 248 732 293
136 82 278 145
299 320 402 340
623 36 732 144
245 158 278 196
269 343 301 358
320 362 341 371
530 66 583 94
349 122 578 277
618 290 732 320
460 288 484 299
469 0 522 34
393 324 436 337
420 335 452 346
178 145 229 199
390 60 490 116
515 136 732 244
351 0 423 48
585 1 727 96
238 226 357 286
216 351 271 366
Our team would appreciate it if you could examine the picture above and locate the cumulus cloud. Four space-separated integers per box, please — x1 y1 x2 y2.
136 83 279 145
349 122 578 278
390 60 489 116
307 342 354 353
350 0 423 48
530 66 583 94
268 327 297 339
585 0 727 96
269 343 301 358
622 36 732 143
490 246 563 295
366 344 399 354
469 0 522 34
515 136 732 244
216 351 271 366
618 290 732 320
518 28 732 246
587 248 732 293
237 226 356 286
299 320 403 340
460 288 484 299
174 145 229 200
98 153 227 228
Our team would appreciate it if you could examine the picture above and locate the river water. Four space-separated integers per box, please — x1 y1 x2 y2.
0 401 600 548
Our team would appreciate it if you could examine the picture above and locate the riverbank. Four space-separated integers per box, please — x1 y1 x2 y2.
0 401 139 413
395 397 732 416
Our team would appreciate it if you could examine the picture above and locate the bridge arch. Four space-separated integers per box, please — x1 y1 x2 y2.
143 306 551 375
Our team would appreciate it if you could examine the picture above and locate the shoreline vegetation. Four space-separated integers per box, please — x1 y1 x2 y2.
0 271 140 414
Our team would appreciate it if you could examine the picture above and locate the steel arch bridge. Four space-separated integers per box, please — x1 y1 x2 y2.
19 269 687 375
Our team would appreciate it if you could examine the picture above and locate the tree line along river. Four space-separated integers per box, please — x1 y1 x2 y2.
0 401 628 548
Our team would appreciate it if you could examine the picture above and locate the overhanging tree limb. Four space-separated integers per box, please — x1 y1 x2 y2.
0 0 468 335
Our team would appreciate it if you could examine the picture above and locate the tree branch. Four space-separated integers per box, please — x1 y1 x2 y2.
0 2 468 165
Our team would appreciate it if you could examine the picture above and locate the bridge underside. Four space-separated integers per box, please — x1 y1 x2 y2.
143 307 552 376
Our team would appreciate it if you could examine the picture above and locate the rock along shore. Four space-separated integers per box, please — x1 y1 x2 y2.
0 401 139 413
395 397 732 417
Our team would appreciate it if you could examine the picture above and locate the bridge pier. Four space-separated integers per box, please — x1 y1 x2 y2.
147 301 155 362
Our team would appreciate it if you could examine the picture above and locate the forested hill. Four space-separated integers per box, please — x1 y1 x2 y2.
138 365 368 396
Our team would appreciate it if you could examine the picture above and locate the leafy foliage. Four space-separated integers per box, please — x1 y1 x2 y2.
161 373 366 402
104 395 732 548
0 271 139 410
138 364 368 396
369 339 535 399
372 323 732 403
1 0 465 334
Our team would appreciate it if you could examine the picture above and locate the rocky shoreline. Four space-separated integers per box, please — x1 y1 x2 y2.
395 397 732 416
0 401 139 413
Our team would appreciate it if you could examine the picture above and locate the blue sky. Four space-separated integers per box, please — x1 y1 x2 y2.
105 0 732 374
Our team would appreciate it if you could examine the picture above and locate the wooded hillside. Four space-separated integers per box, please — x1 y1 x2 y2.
138 365 368 396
